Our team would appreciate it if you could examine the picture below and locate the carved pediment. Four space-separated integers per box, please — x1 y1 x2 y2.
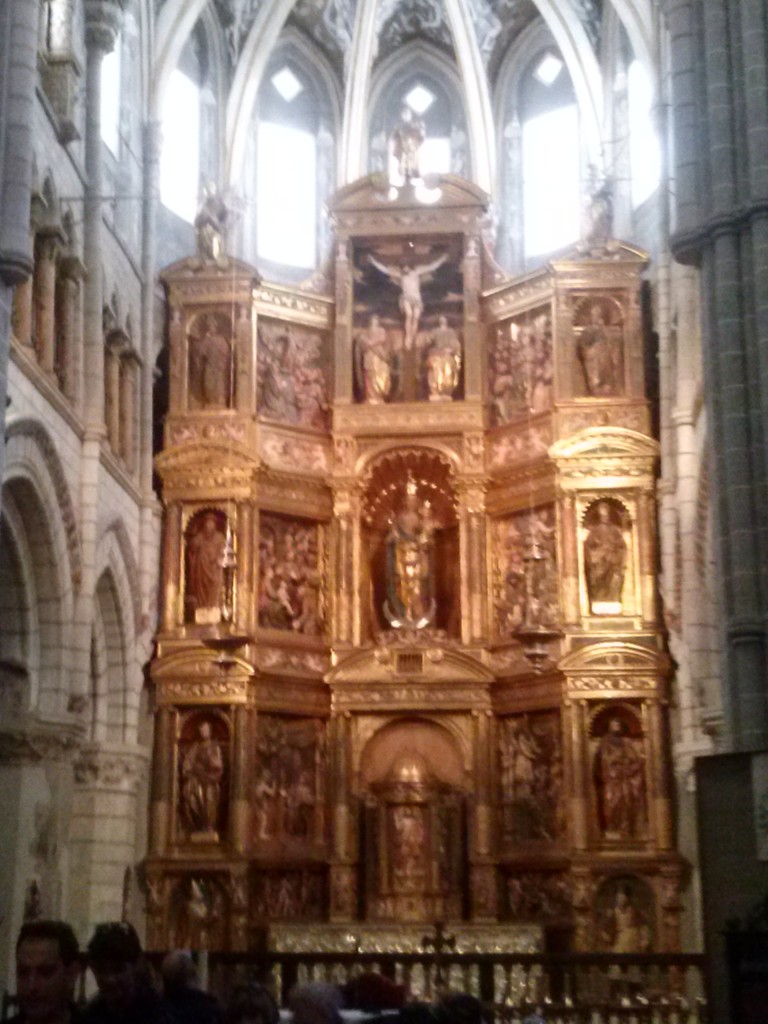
329 174 489 217
550 427 659 486
559 641 668 675
151 646 254 684
327 643 495 686
160 255 260 288
155 440 259 489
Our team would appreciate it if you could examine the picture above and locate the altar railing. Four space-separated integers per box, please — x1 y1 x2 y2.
204 950 708 1023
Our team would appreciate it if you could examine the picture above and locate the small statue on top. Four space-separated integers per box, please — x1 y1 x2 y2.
194 181 229 264
581 164 613 252
391 106 425 182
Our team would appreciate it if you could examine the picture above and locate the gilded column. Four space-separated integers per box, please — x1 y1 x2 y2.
150 706 175 854
231 705 249 855
236 501 255 634
635 489 657 625
458 481 487 645
162 502 183 632
462 233 483 400
646 698 673 850
329 711 356 921
332 485 357 645
567 697 589 850
559 491 580 624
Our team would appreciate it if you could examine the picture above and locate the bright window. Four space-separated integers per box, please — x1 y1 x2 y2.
100 44 121 154
420 137 451 175
160 69 200 223
257 121 316 267
522 104 580 256
628 60 661 207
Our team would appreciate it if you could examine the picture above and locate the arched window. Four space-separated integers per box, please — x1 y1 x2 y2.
160 22 217 224
255 60 319 269
520 51 580 259
369 53 469 180
101 37 121 155
627 59 660 208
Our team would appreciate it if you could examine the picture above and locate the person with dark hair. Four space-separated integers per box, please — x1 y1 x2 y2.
224 983 279 1024
81 923 175 1024
160 952 223 1024
11 921 81 1024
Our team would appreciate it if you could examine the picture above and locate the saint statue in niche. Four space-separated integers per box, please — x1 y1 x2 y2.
583 500 628 614
188 315 232 409
576 300 622 396
186 511 227 619
384 476 436 629
181 721 225 840
368 251 448 351
598 881 652 953
593 716 646 839
355 314 392 403
425 315 462 400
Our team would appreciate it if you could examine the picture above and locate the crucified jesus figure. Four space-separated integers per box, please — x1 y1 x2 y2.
368 251 448 350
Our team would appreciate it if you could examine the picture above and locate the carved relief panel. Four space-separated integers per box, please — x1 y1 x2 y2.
177 711 230 845
258 513 326 636
497 711 565 846
594 874 655 952
253 869 326 920
352 236 464 404
589 703 648 844
492 506 560 637
503 871 572 924
257 318 331 430
169 875 228 950
253 716 326 851
488 305 553 425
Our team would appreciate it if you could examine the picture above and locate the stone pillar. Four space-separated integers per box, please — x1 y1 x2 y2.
11 242 34 347
33 229 61 375
70 0 124 709
58 256 85 406
119 349 139 472
105 335 123 453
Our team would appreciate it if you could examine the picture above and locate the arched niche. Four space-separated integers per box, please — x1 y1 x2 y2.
360 446 460 638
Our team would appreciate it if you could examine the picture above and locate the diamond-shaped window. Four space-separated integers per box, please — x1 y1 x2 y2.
533 53 563 86
405 84 435 115
272 66 303 102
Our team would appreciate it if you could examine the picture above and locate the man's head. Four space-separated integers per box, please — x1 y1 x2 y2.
86 922 143 1007
160 950 198 997
16 920 80 1024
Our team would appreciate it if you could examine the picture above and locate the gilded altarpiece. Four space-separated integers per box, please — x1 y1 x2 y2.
147 178 684 955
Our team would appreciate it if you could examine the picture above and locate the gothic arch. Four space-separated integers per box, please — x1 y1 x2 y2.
5 418 82 588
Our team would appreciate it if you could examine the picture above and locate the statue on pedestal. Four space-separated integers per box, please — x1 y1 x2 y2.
181 721 225 840
194 182 229 263
425 315 462 400
391 106 425 181
383 476 435 628
355 314 393 403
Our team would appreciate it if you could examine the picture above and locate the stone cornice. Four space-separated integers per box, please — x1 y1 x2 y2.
0 718 83 765
73 742 150 792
